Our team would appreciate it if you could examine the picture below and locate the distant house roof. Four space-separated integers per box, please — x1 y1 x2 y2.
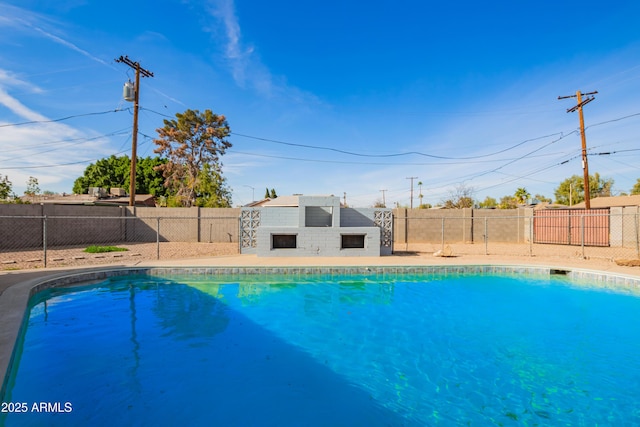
572 195 640 208
244 198 272 207
244 195 346 208
20 194 95 205
20 193 156 207
244 195 301 207
262 195 300 207
537 202 567 210
95 194 156 207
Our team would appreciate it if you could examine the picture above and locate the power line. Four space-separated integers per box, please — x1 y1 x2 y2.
227 148 569 166
0 128 131 154
0 147 135 169
6 131 131 162
456 131 578 182
139 106 640 165
140 107 566 161
230 131 564 161
0 108 129 128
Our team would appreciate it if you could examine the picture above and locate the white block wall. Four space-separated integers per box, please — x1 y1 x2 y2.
256 226 381 257
241 196 392 257
260 207 299 227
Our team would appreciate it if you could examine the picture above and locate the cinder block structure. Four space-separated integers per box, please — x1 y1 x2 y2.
240 195 393 257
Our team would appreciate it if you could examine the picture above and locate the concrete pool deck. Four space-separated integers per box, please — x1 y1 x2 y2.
2 252 640 395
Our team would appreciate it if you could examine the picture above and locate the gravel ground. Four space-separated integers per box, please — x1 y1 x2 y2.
1 241 638 272
401 242 640 262
0 242 239 270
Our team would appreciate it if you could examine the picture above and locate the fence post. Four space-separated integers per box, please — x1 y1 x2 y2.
484 217 488 255
581 215 585 259
156 217 160 260
42 215 47 268
238 216 242 254
635 212 639 259
529 214 533 257
404 210 409 251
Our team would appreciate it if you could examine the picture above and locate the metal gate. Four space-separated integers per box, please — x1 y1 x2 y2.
533 208 609 246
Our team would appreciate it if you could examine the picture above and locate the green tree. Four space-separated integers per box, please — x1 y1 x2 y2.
25 176 40 196
498 195 518 209
154 109 231 207
555 175 582 206
72 155 168 196
554 173 614 205
0 174 12 200
631 178 640 195
514 187 530 204
194 163 232 207
73 155 129 194
478 196 497 208
592 173 614 197
136 157 170 196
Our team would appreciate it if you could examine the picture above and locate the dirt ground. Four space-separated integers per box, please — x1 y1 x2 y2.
1 241 639 273
0 242 239 271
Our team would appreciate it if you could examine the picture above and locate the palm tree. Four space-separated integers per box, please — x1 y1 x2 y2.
418 181 424 208
514 187 530 205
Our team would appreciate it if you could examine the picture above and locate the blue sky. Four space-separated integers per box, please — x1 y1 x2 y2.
1 0 639 207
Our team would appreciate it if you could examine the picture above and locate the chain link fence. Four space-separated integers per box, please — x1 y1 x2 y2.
393 212 640 262
0 215 239 269
2 210 639 270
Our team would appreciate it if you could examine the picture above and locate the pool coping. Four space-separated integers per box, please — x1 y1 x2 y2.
2 263 640 398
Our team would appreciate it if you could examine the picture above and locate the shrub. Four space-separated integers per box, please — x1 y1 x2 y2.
84 245 128 253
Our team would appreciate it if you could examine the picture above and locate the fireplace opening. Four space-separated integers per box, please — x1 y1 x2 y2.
341 234 365 249
272 234 297 249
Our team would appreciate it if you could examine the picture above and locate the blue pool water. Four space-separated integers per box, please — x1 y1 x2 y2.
2 273 640 426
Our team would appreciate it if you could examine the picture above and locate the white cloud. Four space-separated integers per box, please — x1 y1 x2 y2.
204 0 322 107
0 69 113 193
0 3 113 70
0 70 44 94
30 25 112 68
205 0 254 87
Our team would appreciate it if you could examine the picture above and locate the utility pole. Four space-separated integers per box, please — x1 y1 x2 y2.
569 182 573 207
243 185 255 202
116 56 154 207
343 192 347 207
406 177 418 209
558 90 597 209
380 189 387 207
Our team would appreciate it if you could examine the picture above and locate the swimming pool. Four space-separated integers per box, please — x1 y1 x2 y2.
2 266 640 425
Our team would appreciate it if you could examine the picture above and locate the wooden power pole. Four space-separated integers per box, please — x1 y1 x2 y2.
116 56 154 207
558 90 597 209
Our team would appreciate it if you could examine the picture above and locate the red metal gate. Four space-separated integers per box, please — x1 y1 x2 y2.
533 208 609 246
